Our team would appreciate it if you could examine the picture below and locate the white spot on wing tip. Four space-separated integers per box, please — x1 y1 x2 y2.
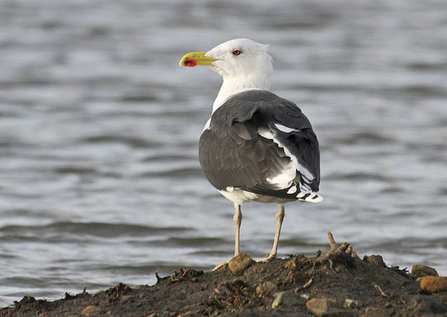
258 127 275 139
274 123 301 134
287 186 298 194
297 192 323 203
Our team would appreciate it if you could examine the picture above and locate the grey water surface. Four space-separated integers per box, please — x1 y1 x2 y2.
0 0 446 306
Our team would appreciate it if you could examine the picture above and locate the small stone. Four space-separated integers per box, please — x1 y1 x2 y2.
306 298 333 316
344 298 356 308
410 264 438 279
301 294 310 300
420 276 447 294
363 255 386 267
272 291 307 309
81 306 102 316
305 298 353 317
228 253 254 275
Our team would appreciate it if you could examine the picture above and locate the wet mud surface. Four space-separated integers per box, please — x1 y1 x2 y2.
2 237 446 317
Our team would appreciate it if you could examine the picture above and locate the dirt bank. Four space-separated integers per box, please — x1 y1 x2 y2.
1 234 446 317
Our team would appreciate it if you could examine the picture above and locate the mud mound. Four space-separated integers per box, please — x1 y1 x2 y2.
2 234 446 317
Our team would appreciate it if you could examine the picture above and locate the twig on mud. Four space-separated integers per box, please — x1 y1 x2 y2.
328 232 337 251
373 283 389 298
294 277 313 293
311 232 355 272
303 278 313 288
170 268 186 282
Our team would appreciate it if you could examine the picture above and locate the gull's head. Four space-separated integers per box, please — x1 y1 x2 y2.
179 38 273 87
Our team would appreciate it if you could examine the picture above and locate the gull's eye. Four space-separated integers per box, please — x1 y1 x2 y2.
232 50 242 56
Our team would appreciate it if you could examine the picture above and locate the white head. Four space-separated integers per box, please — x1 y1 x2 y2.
205 39 273 84
180 38 274 111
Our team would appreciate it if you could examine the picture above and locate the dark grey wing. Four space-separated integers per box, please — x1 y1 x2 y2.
199 120 288 192
199 90 321 201
266 103 320 193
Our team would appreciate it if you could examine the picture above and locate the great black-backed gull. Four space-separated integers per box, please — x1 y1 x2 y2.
179 38 322 269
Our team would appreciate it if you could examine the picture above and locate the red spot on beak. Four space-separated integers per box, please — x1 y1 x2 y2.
184 60 197 67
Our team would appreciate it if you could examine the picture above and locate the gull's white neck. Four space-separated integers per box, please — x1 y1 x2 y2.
212 75 271 113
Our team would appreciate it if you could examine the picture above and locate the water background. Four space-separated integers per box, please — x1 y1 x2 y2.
0 0 446 306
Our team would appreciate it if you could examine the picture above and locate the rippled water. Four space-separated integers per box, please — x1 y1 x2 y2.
0 0 446 307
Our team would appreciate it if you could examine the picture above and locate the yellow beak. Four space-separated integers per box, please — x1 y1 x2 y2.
179 52 217 67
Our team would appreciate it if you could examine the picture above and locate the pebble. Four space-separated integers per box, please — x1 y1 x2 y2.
272 291 307 309
343 298 361 308
228 253 254 275
420 276 447 294
305 298 352 317
410 264 438 279
306 298 354 317
306 298 330 315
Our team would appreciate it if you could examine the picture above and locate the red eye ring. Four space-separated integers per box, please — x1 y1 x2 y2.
232 50 242 56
